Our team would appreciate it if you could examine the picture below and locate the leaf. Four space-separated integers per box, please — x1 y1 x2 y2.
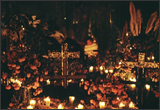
145 11 158 34
129 2 136 23
153 18 159 32
122 21 128 46
136 9 143 34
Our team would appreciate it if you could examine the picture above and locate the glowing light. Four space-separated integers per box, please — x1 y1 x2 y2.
129 101 135 108
58 104 64 109
126 32 129 36
100 66 103 71
119 62 122 65
46 79 50 85
105 70 108 73
78 104 84 109
99 101 105 109
152 56 154 60
145 84 150 91
64 17 66 20
119 102 125 108
89 66 94 72
69 96 75 104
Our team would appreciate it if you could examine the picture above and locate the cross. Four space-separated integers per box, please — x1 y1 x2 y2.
121 52 159 108
43 43 86 88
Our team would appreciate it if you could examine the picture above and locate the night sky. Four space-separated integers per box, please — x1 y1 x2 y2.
1 1 159 32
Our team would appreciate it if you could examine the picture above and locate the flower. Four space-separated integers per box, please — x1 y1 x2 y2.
9 103 14 107
40 78 43 82
6 85 11 90
84 85 88 90
96 93 102 100
44 70 48 75
14 86 20 90
2 73 8 79
80 100 85 104
27 73 31 78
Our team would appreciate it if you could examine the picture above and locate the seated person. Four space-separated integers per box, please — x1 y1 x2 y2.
84 37 98 58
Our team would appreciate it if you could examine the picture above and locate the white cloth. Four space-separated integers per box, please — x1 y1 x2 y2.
49 31 65 44
84 43 98 57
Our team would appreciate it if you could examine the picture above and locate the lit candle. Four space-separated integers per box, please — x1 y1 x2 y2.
145 84 150 91
44 97 50 106
117 97 120 101
130 78 136 82
152 56 154 60
46 79 50 85
100 66 103 74
78 104 84 109
147 57 150 61
27 105 33 109
30 99 36 107
119 102 125 108
109 69 113 73
99 101 105 109
58 104 64 109
129 101 135 108
119 62 122 65
105 69 108 73
130 84 136 89
69 96 75 104
89 66 93 72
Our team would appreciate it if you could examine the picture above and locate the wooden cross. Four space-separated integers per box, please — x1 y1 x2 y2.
121 52 159 108
43 43 86 88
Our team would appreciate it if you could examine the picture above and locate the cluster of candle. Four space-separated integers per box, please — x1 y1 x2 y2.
27 99 36 109
118 101 135 109
89 66 114 74
147 56 155 61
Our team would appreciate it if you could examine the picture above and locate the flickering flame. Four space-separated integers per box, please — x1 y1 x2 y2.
78 104 84 109
129 101 135 108
105 70 108 73
99 101 105 109
81 79 84 82
30 100 36 106
100 66 103 71
58 104 64 109
130 84 136 89
126 32 129 36
117 97 120 100
109 69 113 73
130 78 136 82
68 79 72 82
152 56 154 60
119 62 122 65
89 66 94 72
27 105 33 109
119 102 125 108
64 17 66 20
130 47 132 50
145 84 150 90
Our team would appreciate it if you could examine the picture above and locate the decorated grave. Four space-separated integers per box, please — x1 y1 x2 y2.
1 1 159 109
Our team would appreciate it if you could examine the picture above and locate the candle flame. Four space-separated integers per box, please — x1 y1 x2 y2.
100 66 103 70
145 84 150 90
105 70 108 73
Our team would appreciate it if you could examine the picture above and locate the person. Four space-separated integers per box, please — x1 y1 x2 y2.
84 37 98 58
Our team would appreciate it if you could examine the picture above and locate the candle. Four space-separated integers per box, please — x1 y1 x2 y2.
44 97 50 106
152 56 154 60
119 102 125 108
105 69 108 73
58 104 64 109
30 100 36 107
100 66 103 74
119 62 122 65
145 84 150 91
46 79 50 85
69 96 75 104
130 78 136 82
130 84 136 89
99 101 105 109
89 66 93 72
109 69 113 73
27 105 33 109
78 104 84 109
129 101 135 108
